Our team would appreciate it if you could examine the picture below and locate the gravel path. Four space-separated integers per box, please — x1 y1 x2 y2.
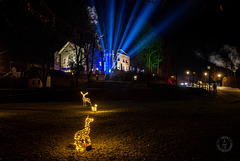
1 93 240 160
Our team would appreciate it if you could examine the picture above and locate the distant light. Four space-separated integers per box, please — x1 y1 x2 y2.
186 71 190 75
180 83 184 85
218 74 221 78
109 69 111 73
134 75 137 80
96 68 99 70
153 74 155 76
185 82 188 85
204 72 208 76
171 75 174 78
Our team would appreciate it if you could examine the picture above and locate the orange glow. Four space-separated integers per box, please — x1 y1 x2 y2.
74 115 94 151
91 104 97 112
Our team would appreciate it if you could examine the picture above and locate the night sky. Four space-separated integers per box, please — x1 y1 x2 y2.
0 0 240 76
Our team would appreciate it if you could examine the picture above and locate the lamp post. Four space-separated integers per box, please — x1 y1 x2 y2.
192 72 196 87
204 72 208 89
218 74 222 86
207 66 211 91
186 71 190 84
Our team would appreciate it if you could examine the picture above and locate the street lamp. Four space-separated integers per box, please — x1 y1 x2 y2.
218 74 222 86
192 72 196 87
207 66 211 91
204 72 208 89
186 71 190 83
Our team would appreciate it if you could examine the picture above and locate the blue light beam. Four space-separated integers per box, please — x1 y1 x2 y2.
121 4 157 52
113 0 129 53
127 3 188 57
117 0 142 50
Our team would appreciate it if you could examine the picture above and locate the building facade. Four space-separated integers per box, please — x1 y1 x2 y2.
54 41 131 74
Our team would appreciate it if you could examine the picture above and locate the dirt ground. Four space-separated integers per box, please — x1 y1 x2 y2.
0 88 240 160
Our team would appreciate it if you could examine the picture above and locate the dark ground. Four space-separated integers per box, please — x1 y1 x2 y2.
0 85 240 160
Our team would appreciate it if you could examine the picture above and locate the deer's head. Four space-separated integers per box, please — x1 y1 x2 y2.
86 115 94 123
80 91 88 98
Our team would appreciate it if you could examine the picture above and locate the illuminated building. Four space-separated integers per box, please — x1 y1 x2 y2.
54 42 130 74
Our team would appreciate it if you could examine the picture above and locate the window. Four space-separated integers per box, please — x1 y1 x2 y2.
32 80 35 85
38 80 40 84
63 58 66 64
118 58 120 61
123 59 125 62
126 66 128 71
126 60 128 63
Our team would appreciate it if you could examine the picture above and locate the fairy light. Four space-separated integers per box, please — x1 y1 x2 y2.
81 91 92 107
91 104 98 112
74 115 94 151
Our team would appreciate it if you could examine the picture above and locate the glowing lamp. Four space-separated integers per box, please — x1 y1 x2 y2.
218 74 221 78
91 104 97 112
204 72 208 76
134 75 137 81
74 115 94 151
186 71 190 75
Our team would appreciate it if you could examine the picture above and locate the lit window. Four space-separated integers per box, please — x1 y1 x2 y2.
126 66 128 71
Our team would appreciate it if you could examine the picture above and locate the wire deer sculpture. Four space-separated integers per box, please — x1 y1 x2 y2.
81 91 92 107
74 115 94 151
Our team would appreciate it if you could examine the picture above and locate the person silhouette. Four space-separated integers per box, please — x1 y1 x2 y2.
213 81 217 93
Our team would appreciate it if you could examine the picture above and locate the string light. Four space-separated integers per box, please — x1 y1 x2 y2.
91 104 98 112
74 115 94 151
81 91 92 107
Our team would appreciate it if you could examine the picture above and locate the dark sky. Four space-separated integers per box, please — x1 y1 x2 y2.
0 0 240 75
157 0 240 76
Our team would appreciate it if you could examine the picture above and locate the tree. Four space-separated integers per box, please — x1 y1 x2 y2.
132 38 163 74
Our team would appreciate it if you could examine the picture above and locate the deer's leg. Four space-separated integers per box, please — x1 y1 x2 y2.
86 136 91 145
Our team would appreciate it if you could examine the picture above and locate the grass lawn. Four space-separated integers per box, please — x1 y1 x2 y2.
0 89 240 160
